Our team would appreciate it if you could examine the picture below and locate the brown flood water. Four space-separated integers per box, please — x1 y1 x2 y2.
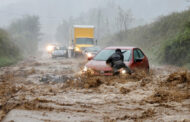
0 57 190 122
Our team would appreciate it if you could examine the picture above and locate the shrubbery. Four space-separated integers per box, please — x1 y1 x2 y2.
8 15 41 56
103 9 190 68
0 29 20 67
0 15 40 67
162 21 190 67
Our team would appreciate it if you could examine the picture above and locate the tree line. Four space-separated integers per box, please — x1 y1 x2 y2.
102 9 190 68
0 15 41 66
55 1 133 46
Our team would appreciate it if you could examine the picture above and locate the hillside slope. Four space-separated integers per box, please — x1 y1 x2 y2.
103 9 190 68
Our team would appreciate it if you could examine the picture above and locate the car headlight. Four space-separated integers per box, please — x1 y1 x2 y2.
46 45 54 52
86 53 92 57
121 69 126 74
75 47 80 52
82 66 95 75
83 66 88 72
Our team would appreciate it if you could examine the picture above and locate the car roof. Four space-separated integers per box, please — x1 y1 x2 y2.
104 46 136 50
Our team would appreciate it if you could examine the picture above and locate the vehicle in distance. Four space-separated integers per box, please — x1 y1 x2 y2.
51 46 68 58
71 25 96 55
46 44 57 54
83 46 149 75
83 46 101 59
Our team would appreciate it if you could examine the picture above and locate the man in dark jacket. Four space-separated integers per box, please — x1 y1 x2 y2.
106 49 132 75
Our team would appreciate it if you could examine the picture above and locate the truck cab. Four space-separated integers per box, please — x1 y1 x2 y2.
72 25 95 55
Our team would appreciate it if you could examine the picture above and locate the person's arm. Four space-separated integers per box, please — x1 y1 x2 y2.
106 55 112 64
121 54 124 62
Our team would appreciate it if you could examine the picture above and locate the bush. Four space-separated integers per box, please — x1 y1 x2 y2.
0 29 20 67
8 15 40 56
162 21 190 66
103 9 190 68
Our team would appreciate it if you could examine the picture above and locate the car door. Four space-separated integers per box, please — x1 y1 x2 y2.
133 49 141 69
133 49 146 69
136 48 147 68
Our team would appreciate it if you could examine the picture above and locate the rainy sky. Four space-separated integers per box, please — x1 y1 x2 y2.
0 0 189 38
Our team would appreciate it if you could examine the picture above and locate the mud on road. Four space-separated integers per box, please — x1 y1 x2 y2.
0 57 190 122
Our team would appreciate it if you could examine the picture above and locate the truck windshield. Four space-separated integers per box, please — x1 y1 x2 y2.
76 38 94 45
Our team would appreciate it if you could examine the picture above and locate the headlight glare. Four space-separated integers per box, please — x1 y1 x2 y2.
46 45 54 52
121 69 126 74
83 66 88 72
87 53 92 57
75 47 80 52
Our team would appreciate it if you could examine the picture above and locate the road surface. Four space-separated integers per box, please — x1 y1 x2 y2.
0 57 190 122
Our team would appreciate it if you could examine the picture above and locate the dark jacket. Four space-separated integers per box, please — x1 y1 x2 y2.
106 51 124 67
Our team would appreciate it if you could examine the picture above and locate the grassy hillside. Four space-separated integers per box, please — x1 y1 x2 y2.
102 9 190 68
162 21 190 68
0 28 20 67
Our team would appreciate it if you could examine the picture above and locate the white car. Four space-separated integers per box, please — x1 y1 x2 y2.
52 47 68 58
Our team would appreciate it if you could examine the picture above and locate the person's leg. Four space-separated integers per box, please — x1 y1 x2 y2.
121 63 132 75
113 65 119 75
125 65 132 75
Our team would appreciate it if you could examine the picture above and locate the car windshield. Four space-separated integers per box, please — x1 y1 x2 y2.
93 49 132 61
76 38 94 44
59 47 66 50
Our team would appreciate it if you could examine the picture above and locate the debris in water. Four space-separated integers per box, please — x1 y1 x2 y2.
40 74 72 83
120 87 131 94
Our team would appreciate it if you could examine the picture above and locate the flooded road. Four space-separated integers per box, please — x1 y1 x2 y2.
0 57 190 122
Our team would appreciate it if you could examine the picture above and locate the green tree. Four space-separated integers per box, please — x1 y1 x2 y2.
55 2 133 44
8 15 41 56
162 21 190 66
102 8 190 68
0 28 20 66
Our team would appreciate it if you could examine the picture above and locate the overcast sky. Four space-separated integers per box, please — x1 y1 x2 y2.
0 0 189 39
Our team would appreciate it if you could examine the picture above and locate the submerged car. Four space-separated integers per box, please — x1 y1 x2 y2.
51 46 68 58
83 46 149 75
83 46 101 59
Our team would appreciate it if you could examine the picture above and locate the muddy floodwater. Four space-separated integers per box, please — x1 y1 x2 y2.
0 57 190 122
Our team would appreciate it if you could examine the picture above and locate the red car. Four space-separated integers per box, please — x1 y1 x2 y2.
83 46 149 75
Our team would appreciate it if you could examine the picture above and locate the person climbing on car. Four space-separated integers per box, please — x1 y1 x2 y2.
106 48 132 75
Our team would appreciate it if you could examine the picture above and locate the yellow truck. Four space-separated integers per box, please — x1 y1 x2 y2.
71 25 96 55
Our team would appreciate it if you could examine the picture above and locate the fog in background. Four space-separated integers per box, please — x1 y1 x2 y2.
0 0 189 41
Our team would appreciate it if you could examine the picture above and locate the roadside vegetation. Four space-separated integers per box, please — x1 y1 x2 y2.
103 9 190 68
0 15 41 67
162 21 190 68
0 29 20 67
8 15 41 56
